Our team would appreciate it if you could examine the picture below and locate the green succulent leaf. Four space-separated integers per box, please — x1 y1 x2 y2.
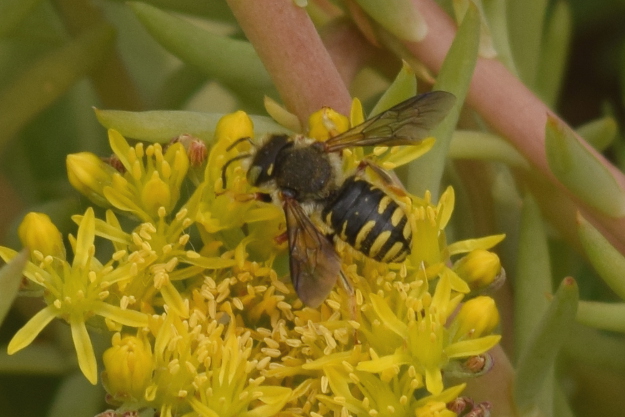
576 301 625 333
508 0 548 87
515 194 552 354
369 61 416 117
353 0 426 42
577 213 625 300
546 115 625 217
576 116 618 152
0 250 29 325
514 277 579 417
129 2 273 104
535 0 572 107
95 109 289 143
0 0 44 38
407 2 479 198
0 23 115 151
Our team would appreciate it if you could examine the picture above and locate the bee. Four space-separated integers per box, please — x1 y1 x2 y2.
224 91 456 307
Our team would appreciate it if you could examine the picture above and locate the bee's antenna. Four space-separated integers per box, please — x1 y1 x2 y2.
226 136 255 152
221 137 256 189
221 153 251 189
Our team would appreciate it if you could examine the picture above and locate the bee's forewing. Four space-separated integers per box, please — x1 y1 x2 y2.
324 91 456 152
283 196 340 307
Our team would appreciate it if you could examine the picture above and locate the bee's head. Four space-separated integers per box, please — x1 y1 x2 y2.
246 134 292 187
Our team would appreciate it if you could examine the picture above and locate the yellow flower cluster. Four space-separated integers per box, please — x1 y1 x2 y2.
0 103 504 417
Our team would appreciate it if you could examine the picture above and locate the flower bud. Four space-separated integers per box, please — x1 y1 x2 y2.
453 296 500 340
308 107 350 141
18 212 65 258
102 332 153 402
67 152 117 207
453 249 501 290
214 110 254 145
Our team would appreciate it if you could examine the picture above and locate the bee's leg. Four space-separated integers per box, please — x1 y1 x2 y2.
356 159 407 197
338 269 360 343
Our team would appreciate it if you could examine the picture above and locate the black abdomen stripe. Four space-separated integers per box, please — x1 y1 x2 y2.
322 177 412 262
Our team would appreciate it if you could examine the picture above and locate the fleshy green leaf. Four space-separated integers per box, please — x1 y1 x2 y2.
0 0 44 38
482 0 517 74
448 130 528 168
0 23 115 150
576 116 618 152
577 213 625 300
514 194 552 355
508 0 548 87
0 250 28 326
369 61 416 117
94 109 288 143
353 0 426 42
545 115 625 217
576 301 625 333
407 3 479 198
129 2 274 104
514 277 579 416
535 0 572 107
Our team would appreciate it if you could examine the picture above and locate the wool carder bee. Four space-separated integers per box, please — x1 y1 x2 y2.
224 91 456 307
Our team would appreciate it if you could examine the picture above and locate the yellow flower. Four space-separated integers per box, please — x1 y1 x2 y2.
101 129 189 221
3 98 506 416
451 296 500 341
103 332 154 403
0 208 149 384
308 106 350 142
18 212 65 259
453 249 502 290
66 152 118 208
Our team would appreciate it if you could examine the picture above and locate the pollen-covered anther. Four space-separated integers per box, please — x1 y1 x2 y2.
186 251 200 259
157 206 167 218
261 348 281 358
53 299 62 309
373 146 388 156
178 234 191 246
98 291 110 300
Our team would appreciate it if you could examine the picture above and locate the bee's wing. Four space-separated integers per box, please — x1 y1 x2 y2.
324 91 456 152
283 195 340 308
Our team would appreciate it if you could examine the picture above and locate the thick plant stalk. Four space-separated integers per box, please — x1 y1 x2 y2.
226 0 351 125
404 0 625 253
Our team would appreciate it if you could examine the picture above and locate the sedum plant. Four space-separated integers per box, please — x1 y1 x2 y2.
0 0 624 416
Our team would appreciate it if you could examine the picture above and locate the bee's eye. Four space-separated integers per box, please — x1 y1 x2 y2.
247 166 262 186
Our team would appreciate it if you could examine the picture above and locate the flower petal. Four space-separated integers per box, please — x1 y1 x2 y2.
69 314 98 384
446 335 502 358
92 301 150 327
7 305 57 354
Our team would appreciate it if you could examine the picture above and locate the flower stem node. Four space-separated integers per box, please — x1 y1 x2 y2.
18 212 65 259
453 249 502 290
102 332 154 404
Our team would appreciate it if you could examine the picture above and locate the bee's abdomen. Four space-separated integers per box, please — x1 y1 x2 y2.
322 177 412 263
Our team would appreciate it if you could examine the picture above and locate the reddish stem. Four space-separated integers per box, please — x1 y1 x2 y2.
406 0 625 253
226 0 352 125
